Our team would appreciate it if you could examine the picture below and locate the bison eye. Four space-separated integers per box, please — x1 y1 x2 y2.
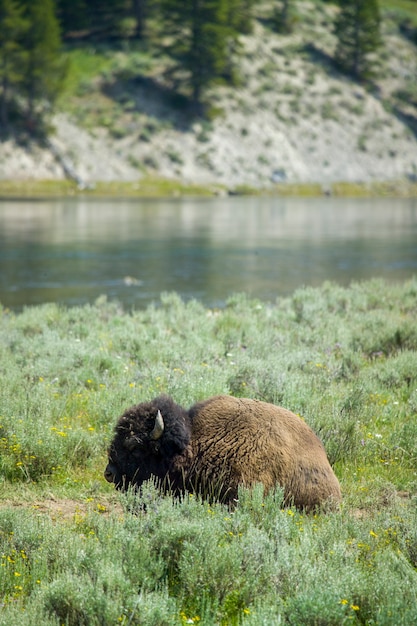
124 434 145 451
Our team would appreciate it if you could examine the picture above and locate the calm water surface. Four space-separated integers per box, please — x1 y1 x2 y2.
0 196 416 310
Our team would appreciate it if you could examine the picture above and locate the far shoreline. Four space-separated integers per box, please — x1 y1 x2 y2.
1 177 417 200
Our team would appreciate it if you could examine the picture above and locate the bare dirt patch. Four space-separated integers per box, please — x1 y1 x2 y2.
0 496 124 522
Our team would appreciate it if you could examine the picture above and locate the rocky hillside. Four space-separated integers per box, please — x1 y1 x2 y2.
1 1 417 191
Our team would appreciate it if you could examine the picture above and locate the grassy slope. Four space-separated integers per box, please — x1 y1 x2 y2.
1 279 417 624
57 0 417 193
381 0 417 22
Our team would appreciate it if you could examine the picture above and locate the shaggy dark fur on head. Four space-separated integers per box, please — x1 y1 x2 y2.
105 395 191 491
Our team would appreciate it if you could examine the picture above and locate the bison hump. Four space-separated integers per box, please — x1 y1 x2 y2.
189 395 319 445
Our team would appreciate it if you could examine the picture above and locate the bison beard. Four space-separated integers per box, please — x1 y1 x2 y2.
104 394 342 510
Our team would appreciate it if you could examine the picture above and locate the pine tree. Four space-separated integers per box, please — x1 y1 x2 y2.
334 0 381 80
131 0 150 39
0 0 27 128
56 0 88 35
222 0 255 84
57 0 144 39
20 0 67 131
160 0 240 112
273 0 295 34
227 0 255 35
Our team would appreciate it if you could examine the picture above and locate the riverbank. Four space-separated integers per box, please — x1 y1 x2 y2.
1 1 416 196
1 177 417 199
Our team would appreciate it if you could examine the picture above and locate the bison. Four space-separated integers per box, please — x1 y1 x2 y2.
104 394 341 510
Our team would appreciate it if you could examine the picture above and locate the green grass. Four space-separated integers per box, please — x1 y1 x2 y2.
381 0 417 25
0 178 224 198
1 279 417 624
62 47 114 98
1 178 417 199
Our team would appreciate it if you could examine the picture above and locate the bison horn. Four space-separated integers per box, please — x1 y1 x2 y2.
150 410 164 440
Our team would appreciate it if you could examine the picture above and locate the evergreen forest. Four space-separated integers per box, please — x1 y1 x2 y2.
0 0 416 134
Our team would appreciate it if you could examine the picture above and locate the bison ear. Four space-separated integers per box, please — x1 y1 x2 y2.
150 410 164 440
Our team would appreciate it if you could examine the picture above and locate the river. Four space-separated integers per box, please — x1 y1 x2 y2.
0 195 416 310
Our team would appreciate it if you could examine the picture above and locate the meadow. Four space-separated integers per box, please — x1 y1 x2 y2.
1 279 417 625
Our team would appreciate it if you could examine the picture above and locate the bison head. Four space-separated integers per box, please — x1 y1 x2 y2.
104 395 191 492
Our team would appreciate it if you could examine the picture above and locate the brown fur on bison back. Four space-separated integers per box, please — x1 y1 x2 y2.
188 395 341 509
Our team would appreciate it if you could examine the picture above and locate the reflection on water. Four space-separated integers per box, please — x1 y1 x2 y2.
0 196 416 310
